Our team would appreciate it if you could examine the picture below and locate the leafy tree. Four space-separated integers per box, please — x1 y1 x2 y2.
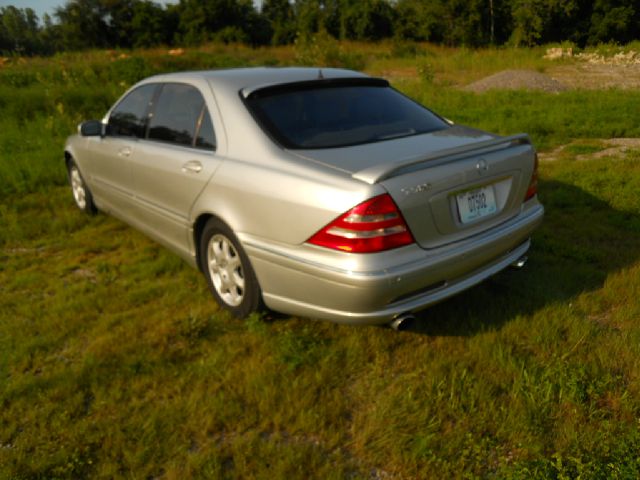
105 0 137 48
243 5 272 45
130 1 175 47
393 0 494 46
176 0 257 45
338 0 394 41
488 0 516 45
393 0 441 41
293 0 342 40
538 0 589 46
510 0 546 45
509 0 595 47
293 0 320 40
52 0 177 50
53 0 112 50
438 0 486 46
1 0 639 55
39 13 65 54
0 6 42 55
262 0 296 45
588 0 638 44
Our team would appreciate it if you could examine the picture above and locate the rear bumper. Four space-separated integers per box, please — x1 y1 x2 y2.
242 202 544 324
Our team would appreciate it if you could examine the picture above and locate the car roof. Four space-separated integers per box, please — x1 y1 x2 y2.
143 67 370 94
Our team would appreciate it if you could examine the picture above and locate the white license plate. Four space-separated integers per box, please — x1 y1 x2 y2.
456 185 497 224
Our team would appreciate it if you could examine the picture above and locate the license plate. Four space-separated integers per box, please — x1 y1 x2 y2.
456 185 497 224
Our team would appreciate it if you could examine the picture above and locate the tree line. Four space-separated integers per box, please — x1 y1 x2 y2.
0 0 638 56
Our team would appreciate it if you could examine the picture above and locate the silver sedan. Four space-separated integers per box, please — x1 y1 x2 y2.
64 67 544 327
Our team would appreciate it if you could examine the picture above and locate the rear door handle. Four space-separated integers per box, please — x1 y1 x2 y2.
118 147 132 157
182 160 203 173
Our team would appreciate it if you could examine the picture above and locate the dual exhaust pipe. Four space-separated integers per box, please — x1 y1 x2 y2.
389 313 416 331
388 255 529 331
511 255 528 269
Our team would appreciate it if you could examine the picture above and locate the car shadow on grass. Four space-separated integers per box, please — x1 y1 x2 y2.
406 178 640 336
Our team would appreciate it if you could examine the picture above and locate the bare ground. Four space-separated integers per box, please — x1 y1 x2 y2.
548 63 640 90
463 60 640 92
463 69 567 93
539 138 640 162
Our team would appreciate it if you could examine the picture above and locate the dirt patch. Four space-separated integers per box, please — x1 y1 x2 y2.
548 63 640 90
539 138 640 162
463 69 567 93
588 138 640 159
542 47 640 89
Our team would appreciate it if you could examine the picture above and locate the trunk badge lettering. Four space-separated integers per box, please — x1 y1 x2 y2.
476 158 489 174
401 183 431 196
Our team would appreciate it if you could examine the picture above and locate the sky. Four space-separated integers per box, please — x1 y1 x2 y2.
0 1 179 20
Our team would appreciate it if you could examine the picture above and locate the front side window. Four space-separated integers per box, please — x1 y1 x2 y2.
108 84 157 138
245 79 449 149
148 83 216 150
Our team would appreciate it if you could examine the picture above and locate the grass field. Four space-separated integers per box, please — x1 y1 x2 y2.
1 42 640 479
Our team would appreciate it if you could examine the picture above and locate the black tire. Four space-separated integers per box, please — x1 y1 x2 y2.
199 218 262 318
67 159 97 215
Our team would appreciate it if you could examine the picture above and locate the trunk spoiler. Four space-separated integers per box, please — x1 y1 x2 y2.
352 133 532 184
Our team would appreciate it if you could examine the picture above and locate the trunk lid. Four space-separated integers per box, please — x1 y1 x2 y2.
290 125 495 175
291 126 536 249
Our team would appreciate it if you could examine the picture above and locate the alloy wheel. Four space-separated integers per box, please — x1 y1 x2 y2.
207 233 245 307
70 166 87 210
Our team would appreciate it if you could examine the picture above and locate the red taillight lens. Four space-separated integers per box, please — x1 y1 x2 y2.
525 153 539 201
307 194 415 253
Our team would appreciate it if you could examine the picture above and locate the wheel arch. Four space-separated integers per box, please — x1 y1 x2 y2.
194 211 264 317
64 150 74 171
193 212 233 273
191 193 251 273
64 148 84 180
193 213 212 272
65 149 98 215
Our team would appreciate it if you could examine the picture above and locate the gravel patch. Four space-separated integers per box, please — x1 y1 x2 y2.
463 69 567 93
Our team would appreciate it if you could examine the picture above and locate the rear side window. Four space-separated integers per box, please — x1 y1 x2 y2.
108 84 156 138
246 81 448 149
148 83 216 150
196 109 216 149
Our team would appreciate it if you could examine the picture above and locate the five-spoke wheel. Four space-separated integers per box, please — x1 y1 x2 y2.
200 218 262 318
207 233 245 307
67 159 97 214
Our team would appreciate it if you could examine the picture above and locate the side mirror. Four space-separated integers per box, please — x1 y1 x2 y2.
79 120 104 137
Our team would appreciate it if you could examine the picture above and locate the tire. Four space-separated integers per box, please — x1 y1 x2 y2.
67 159 97 215
199 218 262 318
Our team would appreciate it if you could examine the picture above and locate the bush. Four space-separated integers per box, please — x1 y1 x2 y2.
214 26 249 45
294 31 366 70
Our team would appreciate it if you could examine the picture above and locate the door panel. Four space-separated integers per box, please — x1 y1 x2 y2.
87 83 157 217
130 141 221 254
127 83 222 256
87 136 137 213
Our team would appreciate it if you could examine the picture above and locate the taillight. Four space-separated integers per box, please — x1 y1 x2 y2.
307 194 415 253
525 153 539 201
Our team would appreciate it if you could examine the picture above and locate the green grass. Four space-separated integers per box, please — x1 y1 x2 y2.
1 43 640 479
368 43 556 86
562 143 607 156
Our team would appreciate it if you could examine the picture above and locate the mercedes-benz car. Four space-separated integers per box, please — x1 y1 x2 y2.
64 67 544 327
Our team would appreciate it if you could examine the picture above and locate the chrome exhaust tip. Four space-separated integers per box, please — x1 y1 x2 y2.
390 314 416 331
511 255 528 269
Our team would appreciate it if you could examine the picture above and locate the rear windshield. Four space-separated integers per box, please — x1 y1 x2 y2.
245 80 449 149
